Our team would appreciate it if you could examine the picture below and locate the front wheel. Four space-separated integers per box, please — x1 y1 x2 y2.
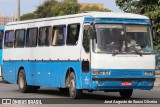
119 89 133 98
18 69 32 93
69 72 82 99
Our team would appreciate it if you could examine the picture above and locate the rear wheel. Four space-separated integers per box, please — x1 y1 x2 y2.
18 69 32 93
119 89 133 98
69 72 82 99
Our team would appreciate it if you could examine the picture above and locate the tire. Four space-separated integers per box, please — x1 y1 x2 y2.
18 69 32 93
69 72 82 99
119 89 133 98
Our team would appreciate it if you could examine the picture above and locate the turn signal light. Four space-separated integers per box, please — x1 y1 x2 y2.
93 70 99 74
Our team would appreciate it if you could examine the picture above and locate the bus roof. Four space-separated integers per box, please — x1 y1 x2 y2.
0 26 5 30
6 12 149 26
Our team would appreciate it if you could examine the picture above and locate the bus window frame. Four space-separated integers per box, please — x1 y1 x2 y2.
51 25 66 46
38 26 52 47
66 23 81 46
4 30 15 49
26 27 38 47
14 29 26 48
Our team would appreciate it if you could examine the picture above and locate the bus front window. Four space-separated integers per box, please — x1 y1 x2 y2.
125 25 153 53
94 24 153 54
94 24 124 53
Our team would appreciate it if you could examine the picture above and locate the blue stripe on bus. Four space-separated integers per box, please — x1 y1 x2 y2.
2 61 154 90
2 61 82 88
0 26 5 30
84 17 151 25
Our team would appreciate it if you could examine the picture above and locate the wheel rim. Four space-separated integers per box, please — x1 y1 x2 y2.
19 75 25 89
69 79 75 96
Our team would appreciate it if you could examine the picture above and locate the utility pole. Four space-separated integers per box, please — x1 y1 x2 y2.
17 0 20 21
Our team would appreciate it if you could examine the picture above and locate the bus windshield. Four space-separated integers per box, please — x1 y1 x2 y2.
94 24 153 54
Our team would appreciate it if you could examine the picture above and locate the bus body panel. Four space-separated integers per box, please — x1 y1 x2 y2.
0 26 4 77
91 54 155 70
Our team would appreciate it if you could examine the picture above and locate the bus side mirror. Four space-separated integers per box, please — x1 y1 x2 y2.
152 27 157 40
88 26 96 39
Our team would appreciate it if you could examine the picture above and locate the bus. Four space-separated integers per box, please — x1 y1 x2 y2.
2 12 156 99
0 26 4 77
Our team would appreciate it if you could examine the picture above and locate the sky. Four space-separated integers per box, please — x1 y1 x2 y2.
0 0 123 16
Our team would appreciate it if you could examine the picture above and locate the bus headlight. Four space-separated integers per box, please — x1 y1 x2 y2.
144 71 154 75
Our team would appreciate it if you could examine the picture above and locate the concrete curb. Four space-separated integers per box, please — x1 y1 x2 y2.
154 83 160 86
155 75 160 78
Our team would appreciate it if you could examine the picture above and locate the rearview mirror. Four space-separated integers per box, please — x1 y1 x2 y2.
152 27 157 40
88 26 96 39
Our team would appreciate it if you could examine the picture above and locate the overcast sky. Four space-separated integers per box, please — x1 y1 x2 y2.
0 0 123 16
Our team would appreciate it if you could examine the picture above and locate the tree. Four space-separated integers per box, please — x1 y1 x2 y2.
21 0 111 21
116 0 160 48
35 0 57 18
20 13 37 20
51 0 80 16
79 5 111 13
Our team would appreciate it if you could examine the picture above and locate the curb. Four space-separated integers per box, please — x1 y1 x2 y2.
154 83 160 86
155 75 160 78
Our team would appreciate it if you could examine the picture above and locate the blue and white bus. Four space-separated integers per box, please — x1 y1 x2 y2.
0 26 4 77
2 12 155 98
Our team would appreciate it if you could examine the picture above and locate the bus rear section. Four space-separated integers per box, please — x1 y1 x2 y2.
0 26 4 77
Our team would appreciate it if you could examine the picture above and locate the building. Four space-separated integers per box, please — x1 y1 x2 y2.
0 14 17 26
80 3 104 9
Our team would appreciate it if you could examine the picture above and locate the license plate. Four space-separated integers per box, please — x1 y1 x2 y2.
121 82 132 86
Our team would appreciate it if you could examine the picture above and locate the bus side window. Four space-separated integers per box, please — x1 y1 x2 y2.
4 30 14 48
66 24 80 45
26 28 38 47
38 26 52 46
83 26 90 53
52 26 66 46
15 29 25 48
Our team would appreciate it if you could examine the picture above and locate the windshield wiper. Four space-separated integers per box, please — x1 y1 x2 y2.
130 46 143 56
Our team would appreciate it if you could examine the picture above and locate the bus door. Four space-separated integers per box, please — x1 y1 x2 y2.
80 24 92 89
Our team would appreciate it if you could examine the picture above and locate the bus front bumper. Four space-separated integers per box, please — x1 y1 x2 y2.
91 77 155 90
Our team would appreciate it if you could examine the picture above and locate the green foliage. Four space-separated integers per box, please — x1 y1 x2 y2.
21 0 111 19
116 0 160 48
79 5 111 13
51 0 80 16
20 13 37 20
35 0 57 18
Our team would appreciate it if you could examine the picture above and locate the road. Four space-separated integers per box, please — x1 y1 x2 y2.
0 77 160 107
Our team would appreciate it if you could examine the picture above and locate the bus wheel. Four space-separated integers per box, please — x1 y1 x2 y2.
69 72 82 99
18 69 32 93
119 89 133 98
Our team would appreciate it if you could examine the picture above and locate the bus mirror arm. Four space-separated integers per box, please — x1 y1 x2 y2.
151 27 158 40
88 24 97 40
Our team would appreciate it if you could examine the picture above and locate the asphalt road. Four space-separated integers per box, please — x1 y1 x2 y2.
0 77 160 107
